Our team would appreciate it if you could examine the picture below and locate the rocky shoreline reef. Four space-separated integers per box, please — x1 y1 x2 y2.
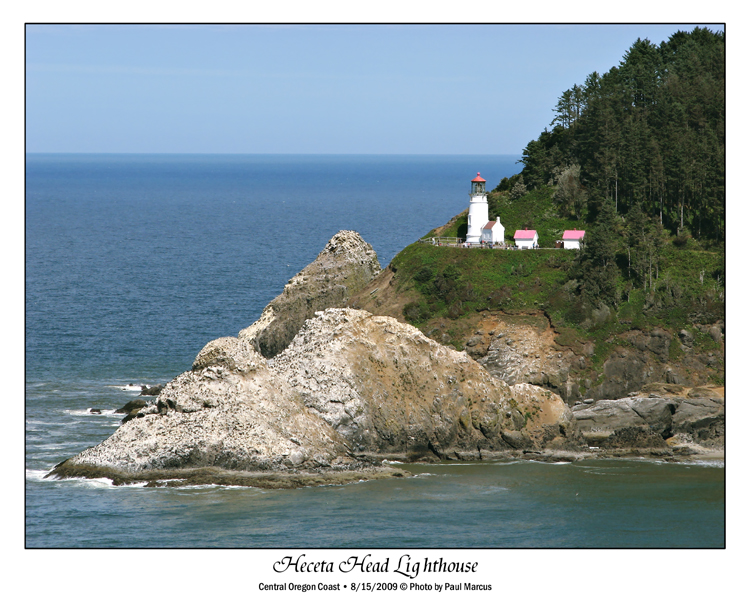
49 231 724 488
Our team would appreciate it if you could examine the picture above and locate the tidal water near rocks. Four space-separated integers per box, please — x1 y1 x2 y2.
25 154 724 548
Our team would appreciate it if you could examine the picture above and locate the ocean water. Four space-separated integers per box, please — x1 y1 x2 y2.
25 154 725 548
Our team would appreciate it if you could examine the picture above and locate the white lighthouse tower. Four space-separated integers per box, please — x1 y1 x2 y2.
466 172 488 244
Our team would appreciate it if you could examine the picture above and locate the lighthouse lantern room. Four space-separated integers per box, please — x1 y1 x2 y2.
466 172 489 244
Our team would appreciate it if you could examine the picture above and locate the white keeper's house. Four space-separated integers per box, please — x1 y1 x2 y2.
514 229 539 249
562 229 585 249
481 220 505 245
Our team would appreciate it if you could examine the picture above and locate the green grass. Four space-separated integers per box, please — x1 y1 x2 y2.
439 213 468 239
393 243 576 324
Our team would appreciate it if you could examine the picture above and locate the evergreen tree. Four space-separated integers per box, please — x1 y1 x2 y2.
552 164 587 218
515 27 724 241
626 202 665 290
577 199 620 306
508 175 528 200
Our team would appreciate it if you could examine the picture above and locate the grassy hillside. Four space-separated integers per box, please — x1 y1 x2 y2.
397 234 722 329
393 243 576 324
386 196 724 388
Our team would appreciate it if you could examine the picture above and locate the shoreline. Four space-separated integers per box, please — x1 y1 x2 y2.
46 462 413 489
46 445 724 489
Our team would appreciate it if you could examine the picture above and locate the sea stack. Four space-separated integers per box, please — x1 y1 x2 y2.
239 230 381 358
48 306 580 487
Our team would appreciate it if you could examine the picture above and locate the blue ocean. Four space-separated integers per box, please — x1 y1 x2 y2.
25 154 724 548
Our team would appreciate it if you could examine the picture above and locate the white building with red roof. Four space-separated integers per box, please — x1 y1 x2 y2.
481 220 505 245
466 172 489 244
514 228 539 249
562 229 585 249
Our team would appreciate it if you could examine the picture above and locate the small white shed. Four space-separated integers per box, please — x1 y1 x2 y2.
514 229 538 249
481 220 505 245
562 229 585 249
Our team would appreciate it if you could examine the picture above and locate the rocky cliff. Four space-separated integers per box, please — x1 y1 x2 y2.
49 308 580 486
270 308 580 460
351 263 724 405
48 231 723 488
570 383 724 457
50 335 369 486
240 230 381 358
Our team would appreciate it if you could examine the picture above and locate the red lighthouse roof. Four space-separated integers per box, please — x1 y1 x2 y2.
471 172 486 183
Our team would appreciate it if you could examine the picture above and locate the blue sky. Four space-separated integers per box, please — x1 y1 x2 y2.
26 24 724 154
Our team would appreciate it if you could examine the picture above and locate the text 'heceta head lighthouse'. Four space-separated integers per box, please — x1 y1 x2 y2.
466 172 488 244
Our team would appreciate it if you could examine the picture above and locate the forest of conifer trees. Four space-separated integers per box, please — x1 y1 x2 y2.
512 27 724 243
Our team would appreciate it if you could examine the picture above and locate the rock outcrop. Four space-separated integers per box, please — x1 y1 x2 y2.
271 309 580 460
571 385 724 455
139 384 164 396
352 260 724 404
56 339 354 474
239 230 381 358
445 317 725 403
49 309 581 486
463 314 583 403
115 398 147 414
572 396 677 448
